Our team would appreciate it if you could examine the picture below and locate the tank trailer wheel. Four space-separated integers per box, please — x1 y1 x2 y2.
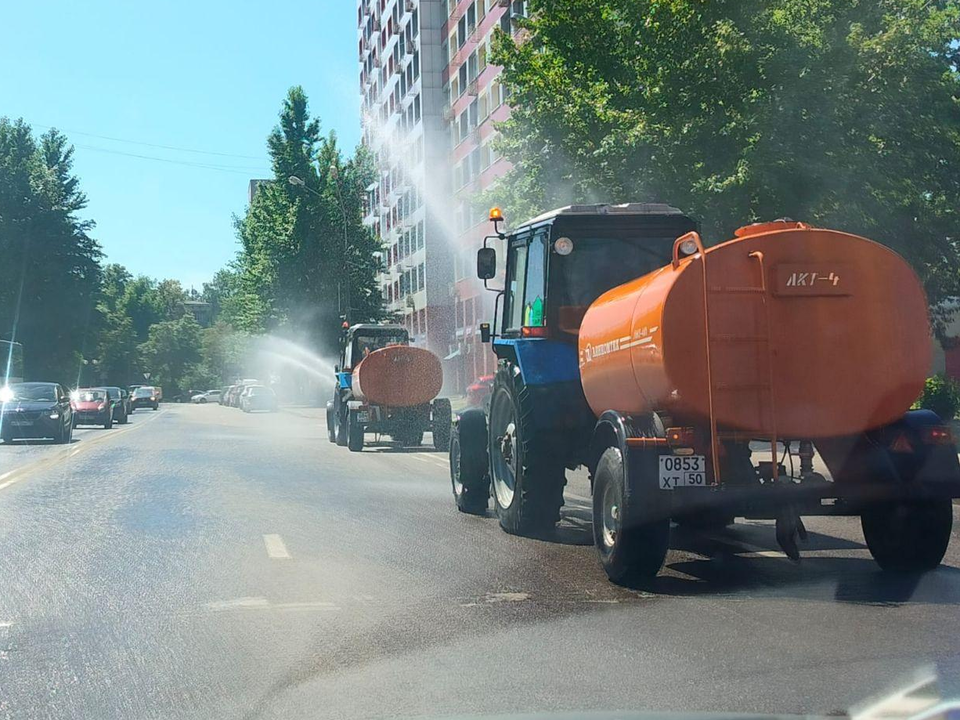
451 409 490 515
347 410 365 452
861 500 952 572
488 366 565 536
593 446 670 584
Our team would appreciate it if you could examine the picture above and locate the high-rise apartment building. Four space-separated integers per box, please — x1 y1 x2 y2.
358 0 453 363
357 0 524 392
442 0 524 392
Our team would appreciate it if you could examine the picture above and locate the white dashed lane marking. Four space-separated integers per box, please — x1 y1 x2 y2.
263 534 291 559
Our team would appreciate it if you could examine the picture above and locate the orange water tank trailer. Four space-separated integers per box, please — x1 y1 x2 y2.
352 344 444 408
577 222 931 439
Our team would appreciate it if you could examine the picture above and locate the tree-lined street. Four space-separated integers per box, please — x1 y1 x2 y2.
0 405 959 719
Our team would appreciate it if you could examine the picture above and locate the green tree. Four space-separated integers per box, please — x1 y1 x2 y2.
489 0 960 310
0 119 102 383
138 313 204 398
234 86 383 353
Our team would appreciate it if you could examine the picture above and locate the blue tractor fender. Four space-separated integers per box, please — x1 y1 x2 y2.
492 338 580 386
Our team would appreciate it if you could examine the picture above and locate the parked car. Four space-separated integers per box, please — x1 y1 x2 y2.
0 382 74 443
466 374 494 412
102 386 130 423
219 386 231 405
131 386 159 411
191 390 220 404
240 385 277 413
71 388 115 429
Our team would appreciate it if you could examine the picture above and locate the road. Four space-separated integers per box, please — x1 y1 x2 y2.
0 404 958 719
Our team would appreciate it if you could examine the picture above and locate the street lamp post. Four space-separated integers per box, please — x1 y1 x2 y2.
288 172 352 324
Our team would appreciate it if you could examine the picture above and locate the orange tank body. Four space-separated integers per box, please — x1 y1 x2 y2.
352 345 443 408
578 224 931 438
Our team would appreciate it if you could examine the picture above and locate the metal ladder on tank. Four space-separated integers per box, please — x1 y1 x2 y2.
672 234 779 484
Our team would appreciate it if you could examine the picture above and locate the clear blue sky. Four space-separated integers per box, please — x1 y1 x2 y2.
0 0 361 292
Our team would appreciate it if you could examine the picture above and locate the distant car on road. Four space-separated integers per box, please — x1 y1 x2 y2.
191 390 220 404
131 386 159 411
71 388 115 429
240 385 277 413
0 382 74 443
102 386 130 424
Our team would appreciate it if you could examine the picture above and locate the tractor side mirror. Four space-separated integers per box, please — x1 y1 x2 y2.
334 364 340 373
480 323 491 343
477 248 497 280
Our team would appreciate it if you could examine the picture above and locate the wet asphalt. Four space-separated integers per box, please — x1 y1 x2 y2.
0 403 958 719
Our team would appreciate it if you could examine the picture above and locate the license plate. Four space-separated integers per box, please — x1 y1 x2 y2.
356 411 370 423
659 455 707 490
9 420 32 427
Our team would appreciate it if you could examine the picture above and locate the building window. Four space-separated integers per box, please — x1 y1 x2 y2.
467 2 477 33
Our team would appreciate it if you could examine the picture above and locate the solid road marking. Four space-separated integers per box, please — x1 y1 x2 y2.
263 534 291 559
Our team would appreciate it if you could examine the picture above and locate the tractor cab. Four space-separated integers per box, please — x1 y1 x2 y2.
339 324 409 373
477 204 698 345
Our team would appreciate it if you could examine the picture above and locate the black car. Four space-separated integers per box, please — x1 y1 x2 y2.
131 386 159 411
0 382 74 444
102 386 130 423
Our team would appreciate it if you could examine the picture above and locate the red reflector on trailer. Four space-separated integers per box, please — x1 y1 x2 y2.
889 433 913 453
521 326 548 338
920 425 954 446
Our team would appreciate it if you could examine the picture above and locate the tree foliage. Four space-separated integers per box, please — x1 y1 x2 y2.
233 87 384 354
0 118 102 383
489 0 960 308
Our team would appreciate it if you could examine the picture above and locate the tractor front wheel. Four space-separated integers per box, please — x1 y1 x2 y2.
451 409 490 515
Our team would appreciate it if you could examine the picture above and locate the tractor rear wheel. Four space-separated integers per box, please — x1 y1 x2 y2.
862 500 952 572
593 446 669 584
488 365 565 536
451 409 490 515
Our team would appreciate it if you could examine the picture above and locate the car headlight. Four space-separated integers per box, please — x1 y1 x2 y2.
49 411 60 419
97 403 105 410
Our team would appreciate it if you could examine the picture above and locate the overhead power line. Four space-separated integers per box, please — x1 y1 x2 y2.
73 144 271 175
33 123 266 161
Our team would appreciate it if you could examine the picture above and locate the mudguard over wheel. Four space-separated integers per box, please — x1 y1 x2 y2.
488 365 566 535
593 446 670 584
451 408 490 515
347 410 364 452
325 402 337 443
432 398 452 452
861 500 952 572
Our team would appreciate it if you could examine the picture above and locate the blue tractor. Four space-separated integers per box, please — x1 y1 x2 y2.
450 204 698 534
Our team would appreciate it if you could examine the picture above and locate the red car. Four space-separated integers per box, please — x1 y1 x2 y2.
466 375 494 411
71 388 115 429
